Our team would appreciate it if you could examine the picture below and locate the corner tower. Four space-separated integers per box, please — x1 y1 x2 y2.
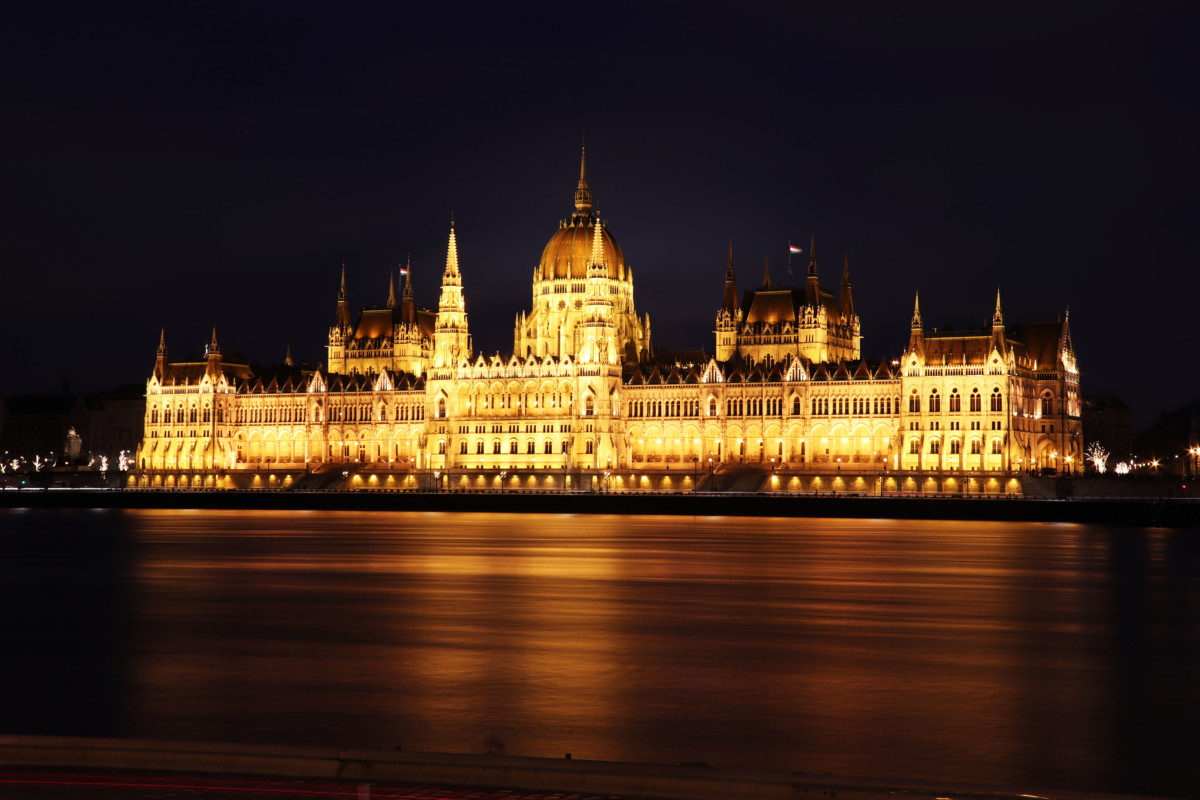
432 218 471 369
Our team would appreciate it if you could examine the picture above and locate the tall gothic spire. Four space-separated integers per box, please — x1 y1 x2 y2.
206 326 221 376
387 267 396 309
907 291 926 362
334 261 350 330
574 139 592 215
805 233 820 307
839 248 854 319
762 254 771 289
155 328 168 381
401 255 416 326
990 287 1007 354
722 241 739 313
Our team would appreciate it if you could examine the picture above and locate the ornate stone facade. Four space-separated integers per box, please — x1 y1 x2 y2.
135 149 1082 489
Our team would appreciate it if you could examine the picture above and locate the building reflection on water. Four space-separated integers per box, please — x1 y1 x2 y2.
2 509 1197 799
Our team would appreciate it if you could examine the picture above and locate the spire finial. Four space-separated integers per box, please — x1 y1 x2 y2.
912 291 922 329
763 254 771 289
387 267 397 308
210 325 219 352
574 139 593 215
158 328 166 350
808 233 816 269
285 344 293 367
993 286 1004 327
403 254 413 298
842 247 851 283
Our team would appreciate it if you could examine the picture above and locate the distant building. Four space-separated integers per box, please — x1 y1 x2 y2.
0 386 145 468
0 394 89 465
1082 394 1133 460
1133 401 1200 478
134 148 1083 487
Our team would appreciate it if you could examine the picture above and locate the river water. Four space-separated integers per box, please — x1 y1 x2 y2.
2 509 1197 798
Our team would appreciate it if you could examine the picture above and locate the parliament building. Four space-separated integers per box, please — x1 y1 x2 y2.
135 149 1082 493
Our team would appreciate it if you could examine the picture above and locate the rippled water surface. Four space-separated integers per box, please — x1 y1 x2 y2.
3 509 1198 798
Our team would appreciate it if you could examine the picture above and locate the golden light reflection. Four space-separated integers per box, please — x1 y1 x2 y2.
116 509 1120 787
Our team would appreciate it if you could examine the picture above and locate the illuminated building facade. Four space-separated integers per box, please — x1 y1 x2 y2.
135 150 1082 488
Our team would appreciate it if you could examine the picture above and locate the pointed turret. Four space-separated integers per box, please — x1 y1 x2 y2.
839 248 854 319
334 261 350 331
722 241 739 313
990 287 1006 355
805 234 819 307
386 267 396 309
580 215 615 362
762 254 771 289
907 292 925 364
284 344 293 368
444 217 461 282
206 326 222 377
400 256 416 325
155 328 168 381
1059 306 1077 373
588 214 606 273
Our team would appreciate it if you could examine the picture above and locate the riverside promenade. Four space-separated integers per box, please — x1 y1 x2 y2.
0 736 1171 800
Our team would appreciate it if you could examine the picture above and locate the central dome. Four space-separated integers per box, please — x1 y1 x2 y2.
538 215 627 281
537 146 627 281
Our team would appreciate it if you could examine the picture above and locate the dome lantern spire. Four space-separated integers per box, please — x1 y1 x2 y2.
573 138 592 216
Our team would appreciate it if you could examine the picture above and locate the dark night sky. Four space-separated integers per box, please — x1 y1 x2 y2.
2 1 1196 432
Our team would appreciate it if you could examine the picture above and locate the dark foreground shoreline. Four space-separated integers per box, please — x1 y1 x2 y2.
2 488 1197 527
